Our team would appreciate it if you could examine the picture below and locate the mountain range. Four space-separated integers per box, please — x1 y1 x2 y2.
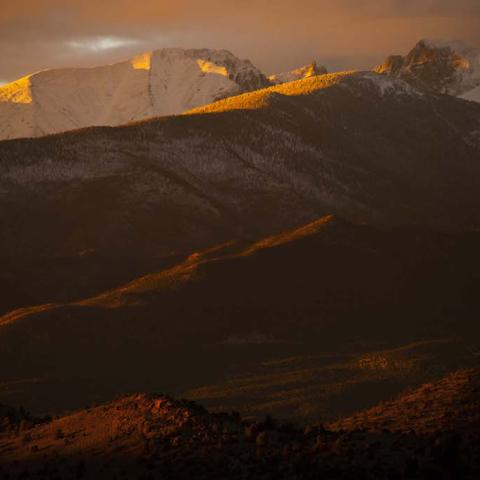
0 49 330 141
1 68 480 335
1 39 479 141
1 70 480 266
1 37 480 478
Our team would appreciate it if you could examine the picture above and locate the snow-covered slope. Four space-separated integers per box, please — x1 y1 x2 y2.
375 39 480 100
461 85 480 103
0 48 270 140
268 62 327 85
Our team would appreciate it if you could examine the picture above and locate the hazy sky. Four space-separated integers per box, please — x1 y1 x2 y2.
1 0 480 84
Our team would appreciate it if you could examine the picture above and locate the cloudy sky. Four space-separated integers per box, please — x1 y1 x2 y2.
1 0 480 84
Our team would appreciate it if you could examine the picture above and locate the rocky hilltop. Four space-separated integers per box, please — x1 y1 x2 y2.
1 369 480 479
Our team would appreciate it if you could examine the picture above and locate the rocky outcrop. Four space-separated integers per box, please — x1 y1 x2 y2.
268 61 328 84
375 39 480 98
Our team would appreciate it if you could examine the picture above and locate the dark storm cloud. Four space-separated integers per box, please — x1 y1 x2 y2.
1 0 479 83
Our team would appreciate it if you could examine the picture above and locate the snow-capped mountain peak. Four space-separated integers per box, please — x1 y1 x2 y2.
0 47 270 141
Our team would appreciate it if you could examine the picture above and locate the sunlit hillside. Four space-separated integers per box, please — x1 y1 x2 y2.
186 71 359 113
2 369 479 479
331 368 480 434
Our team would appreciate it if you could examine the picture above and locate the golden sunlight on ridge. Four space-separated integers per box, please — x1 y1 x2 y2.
241 215 334 256
196 59 228 77
0 216 335 321
0 75 33 104
131 52 152 70
186 71 357 115
0 303 57 327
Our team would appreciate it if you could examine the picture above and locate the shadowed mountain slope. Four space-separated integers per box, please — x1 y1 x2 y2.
184 339 479 424
0 217 479 414
1 70 480 310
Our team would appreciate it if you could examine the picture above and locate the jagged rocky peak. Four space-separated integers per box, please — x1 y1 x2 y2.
375 39 480 97
268 61 328 85
375 55 405 76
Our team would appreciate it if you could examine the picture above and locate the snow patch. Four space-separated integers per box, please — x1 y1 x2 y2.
362 73 420 97
460 85 480 103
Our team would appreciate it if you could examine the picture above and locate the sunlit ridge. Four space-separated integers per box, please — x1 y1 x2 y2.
186 71 357 115
0 76 33 104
